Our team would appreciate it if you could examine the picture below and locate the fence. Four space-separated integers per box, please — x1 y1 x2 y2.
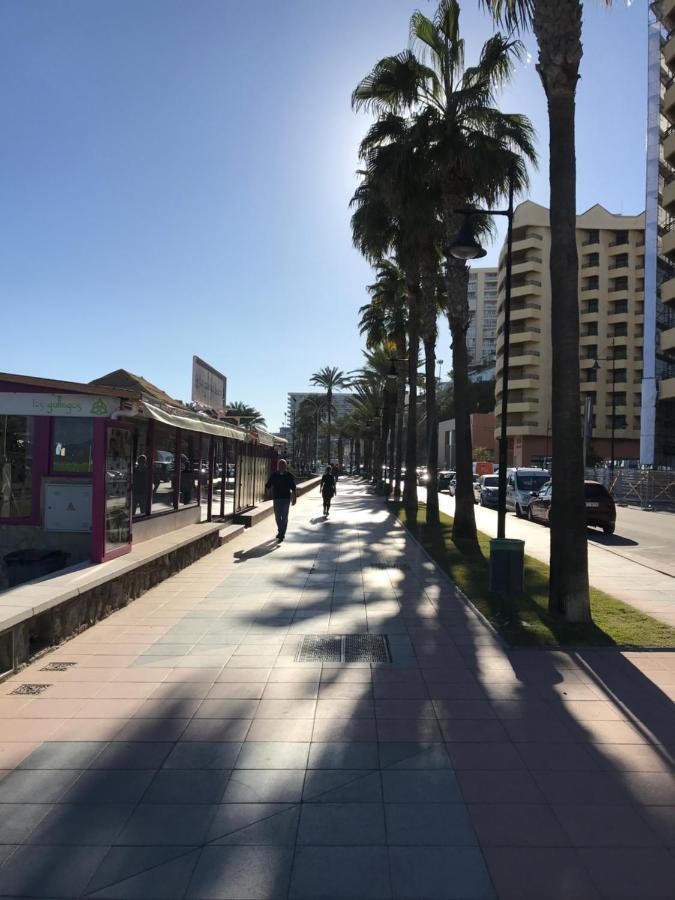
585 467 675 510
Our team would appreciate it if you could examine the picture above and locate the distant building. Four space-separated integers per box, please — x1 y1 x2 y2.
467 267 499 368
438 413 497 470
286 391 356 462
495 200 645 467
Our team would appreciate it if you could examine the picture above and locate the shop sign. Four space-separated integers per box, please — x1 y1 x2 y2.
0 393 120 417
192 356 227 412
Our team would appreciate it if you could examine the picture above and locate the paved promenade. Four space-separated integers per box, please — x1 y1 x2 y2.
0 480 674 899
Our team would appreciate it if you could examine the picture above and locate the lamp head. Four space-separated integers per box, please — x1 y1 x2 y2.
447 216 487 261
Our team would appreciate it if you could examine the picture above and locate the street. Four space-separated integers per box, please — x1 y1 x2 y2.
418 487 675 627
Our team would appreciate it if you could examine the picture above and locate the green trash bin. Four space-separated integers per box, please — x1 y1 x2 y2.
489 538 525 594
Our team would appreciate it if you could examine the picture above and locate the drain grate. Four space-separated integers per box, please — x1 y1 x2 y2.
296 634 391 664
11 684 51 695
40 662 77 672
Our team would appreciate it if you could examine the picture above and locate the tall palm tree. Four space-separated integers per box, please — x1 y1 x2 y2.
353 0 536 542
225 402 266 427
298 394 327 470
481 0 592 622
310 367 348 464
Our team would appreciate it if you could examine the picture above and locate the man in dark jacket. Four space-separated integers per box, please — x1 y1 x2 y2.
265 459 297 542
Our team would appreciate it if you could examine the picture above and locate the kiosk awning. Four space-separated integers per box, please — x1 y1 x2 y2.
139 401 250 441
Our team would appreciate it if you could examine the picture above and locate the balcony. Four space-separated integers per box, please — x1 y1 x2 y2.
664 178 675 213
510 305 542 324
662 275 675 305
664 29 675 69
662 326 675 353
580 333 599 345
510 281 542 300
495 377 539 397
500 234 544 262
663 225 675 258
580 311 599 323
665 82 675 122
664 126 675 165
660 376 675 401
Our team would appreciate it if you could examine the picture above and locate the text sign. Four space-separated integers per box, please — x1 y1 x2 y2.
0 393 119 417
192 356 227 411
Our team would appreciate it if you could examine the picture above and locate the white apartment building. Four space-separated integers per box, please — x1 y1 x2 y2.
467 267 499 370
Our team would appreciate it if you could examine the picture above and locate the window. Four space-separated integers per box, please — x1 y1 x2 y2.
585 299 599 313
583 368 598 383
612 254 629 269
613 345 627 360
584 276 599 290
611 277 629 292
179 432 199 507
583 253 600 268
132 422 150 517
52 418 93 473
612 230 628 246
585 323 598 336
152 424 176 512
613 323 628 337
584 230 599 244
612 392 627 406
0 415 33 518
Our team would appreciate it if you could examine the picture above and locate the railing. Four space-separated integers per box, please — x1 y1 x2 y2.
609 260 631 268
585 467 675 510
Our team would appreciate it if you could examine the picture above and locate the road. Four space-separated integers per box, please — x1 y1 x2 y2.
418 486 675 627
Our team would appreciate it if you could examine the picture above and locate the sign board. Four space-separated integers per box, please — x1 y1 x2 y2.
44 482 93 532
0 393 119 417
192 356 226 411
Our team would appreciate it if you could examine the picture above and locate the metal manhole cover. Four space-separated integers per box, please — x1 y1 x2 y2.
296 635 391 663
11 684 51 695
40 662 77 672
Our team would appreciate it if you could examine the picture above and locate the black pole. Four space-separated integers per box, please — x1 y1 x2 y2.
610 351 616 486
497 173 515 540
291 399 296 467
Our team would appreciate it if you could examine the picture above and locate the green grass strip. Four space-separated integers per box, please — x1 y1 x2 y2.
395 503 675 649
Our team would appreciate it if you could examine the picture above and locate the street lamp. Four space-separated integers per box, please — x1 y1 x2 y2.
448 172 515 541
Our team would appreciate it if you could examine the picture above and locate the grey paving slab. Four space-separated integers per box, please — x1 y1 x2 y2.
381 769 462 804
113 804 217 845
302 770 383 803
25 803 134 846
298 802 386 844
0 844 110 897
207 803 299 845
17 742 106 771
88 741 172 770
289 846 391 899
223 768 305 803
162 741 242 770
389 846 495 899
186 845 294 900
0 803 52 843
385 802 477 846
141 769 230 804
86 846 201 899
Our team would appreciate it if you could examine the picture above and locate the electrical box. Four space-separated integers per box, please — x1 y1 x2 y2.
44 483 93 532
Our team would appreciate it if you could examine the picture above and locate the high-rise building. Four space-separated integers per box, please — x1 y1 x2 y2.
467 267 499 372
643 3 675 466
286 391 356 463
495 201 645 467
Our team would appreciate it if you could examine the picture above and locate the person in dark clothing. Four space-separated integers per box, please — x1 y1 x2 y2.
265 459 296 541
320 465 336 516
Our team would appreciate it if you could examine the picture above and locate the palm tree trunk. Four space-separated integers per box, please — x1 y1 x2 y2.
444 257 477 544
403 286 420 521
393 335 406 500
546 88 590 621
423 336 439 525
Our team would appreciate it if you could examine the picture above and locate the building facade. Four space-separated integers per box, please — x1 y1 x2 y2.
495 201 645 467
643 2 675 466
438 413 498 470
467 267 499 370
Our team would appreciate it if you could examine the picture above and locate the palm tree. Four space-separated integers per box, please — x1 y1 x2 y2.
225 402 266 427
310 367 348 464
298 394 327 470
360 259 408 497
353 0 536 542
481 0 593 622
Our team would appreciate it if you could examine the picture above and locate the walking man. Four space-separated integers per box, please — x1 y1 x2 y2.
265 459 297 542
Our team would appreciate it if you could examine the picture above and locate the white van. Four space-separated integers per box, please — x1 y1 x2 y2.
506 467 551 518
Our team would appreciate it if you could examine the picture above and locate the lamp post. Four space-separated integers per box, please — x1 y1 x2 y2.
448 172 515 541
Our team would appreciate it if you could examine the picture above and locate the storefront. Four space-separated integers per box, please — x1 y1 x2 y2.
0 370 282 588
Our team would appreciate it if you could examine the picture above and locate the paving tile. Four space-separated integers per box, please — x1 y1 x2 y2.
312 718 377 742
88 741 172 770
308 741 379 770
0 844 110 898
0 803 52 843
530 770 633 806
0 768 81 803
457 769 545 804
187 845 294 899
60 770 155 804
389 846 494 899
439 719 509 743
246 718 314 742
17 741 106 770
485 847 601 900
446 742 526 771
195 698 261 718
114 803 217 845
516 742 600 772
25 802 134 845
234 741 310 770
162 742 242 770
553 803 664 847
385 802 477 846
379 743 452 770
468 803 571 848
180 719 251 742
113 718 190 742
142 769 230 804
289 846 390 899
86 845 200 899
207 803 299 844
298 802 385 844
377 718 443 743
578 847 675 900
303 770 383 803
638 805 675 847
223 768 305 802
381 770 462 803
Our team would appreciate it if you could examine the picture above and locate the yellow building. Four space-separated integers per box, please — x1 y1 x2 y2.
495 201 644 467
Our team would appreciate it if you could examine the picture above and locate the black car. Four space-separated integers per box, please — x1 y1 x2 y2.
438 470 455 492
527 480 616 535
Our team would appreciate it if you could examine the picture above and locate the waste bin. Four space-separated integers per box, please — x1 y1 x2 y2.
489 538 525 594
3 549 70 588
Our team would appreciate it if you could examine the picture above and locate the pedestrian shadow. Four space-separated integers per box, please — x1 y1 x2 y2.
233 539 279 562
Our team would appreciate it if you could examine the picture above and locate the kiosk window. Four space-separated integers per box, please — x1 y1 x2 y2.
0 415 33 518
53 418 93 473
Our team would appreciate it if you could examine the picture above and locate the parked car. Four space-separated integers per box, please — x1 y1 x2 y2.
474 474 499 507
449 472 478 497
527 480 616 535
506 467 551 518
438 470 455 492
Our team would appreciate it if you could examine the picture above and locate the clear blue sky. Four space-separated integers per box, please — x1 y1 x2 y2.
1 0 646 430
